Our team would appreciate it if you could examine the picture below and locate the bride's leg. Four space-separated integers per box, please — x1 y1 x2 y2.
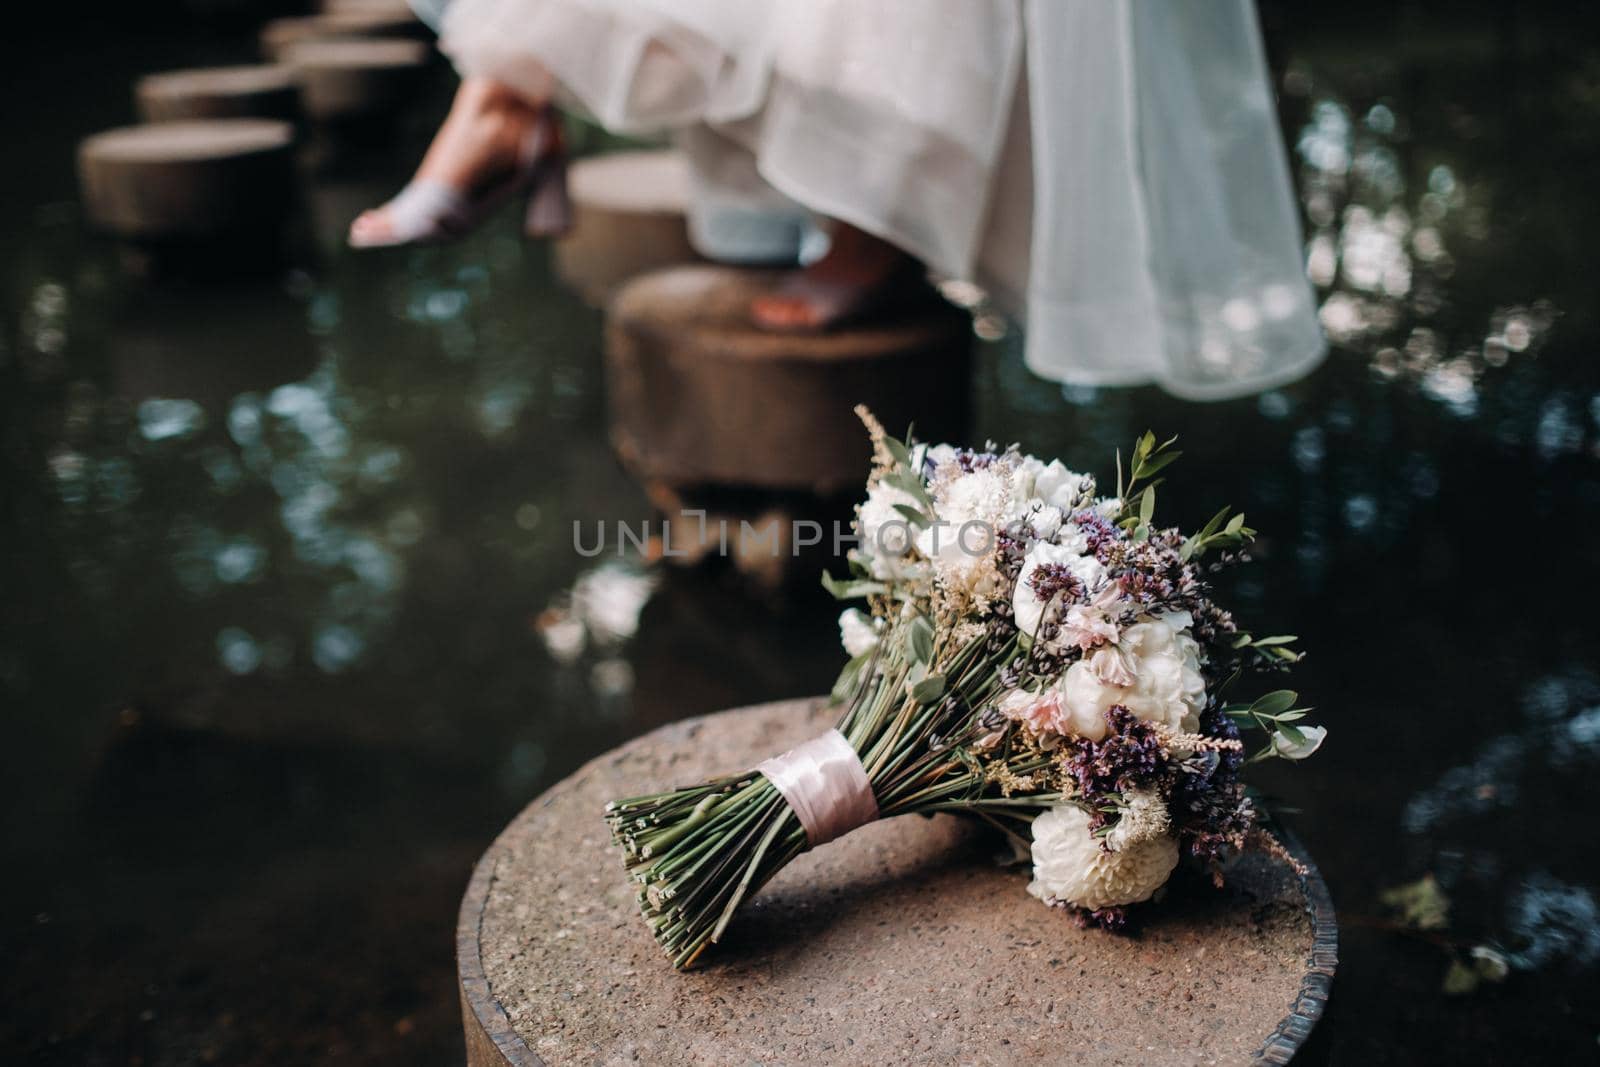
749 222 919 332
348 75 558 246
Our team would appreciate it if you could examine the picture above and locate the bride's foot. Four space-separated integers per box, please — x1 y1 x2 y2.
349 77 568 248
750 223 919 332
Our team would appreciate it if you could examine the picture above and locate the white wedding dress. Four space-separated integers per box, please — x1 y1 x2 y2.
422 0 1326 400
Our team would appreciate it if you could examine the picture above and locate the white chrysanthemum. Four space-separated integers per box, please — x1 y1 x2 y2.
1028 805 1179 911
838 608 880 657
1058 613 1205 739
916 465 1012 600
856 481 921 578
1011 541 1108 638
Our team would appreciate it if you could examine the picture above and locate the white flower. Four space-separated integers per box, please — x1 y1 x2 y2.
1012 542 1108 639
1104 788 1172 852
1029 805 1179 910
1271 724 1327 760
838 609 880 657
919 443 957 471
917 465 1012 601
1057 613 1205 739
1062 582 1123 651
856 481 921 578
1028 504 1064 541
1086 645 1135 686
1032 460 1091 511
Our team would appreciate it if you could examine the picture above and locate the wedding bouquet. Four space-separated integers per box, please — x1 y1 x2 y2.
606 409 1325 969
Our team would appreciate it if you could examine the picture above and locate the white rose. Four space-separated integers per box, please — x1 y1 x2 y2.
838 609 880 657
1028 805 1179 910
1012 542 1108 639
1271 724 1327 760
1033 460 1090 511
1056 614 1205 739
1028 504 1063 542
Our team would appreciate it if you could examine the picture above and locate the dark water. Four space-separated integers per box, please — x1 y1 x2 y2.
3 8 1599 1065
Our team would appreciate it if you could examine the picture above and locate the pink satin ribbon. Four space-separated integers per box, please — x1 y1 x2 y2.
757 729 879 848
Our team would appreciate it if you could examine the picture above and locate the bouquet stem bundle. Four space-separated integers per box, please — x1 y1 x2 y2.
606 633 1059 969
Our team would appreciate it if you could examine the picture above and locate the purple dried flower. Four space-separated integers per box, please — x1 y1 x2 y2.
1028 562 1084 604
1073 905 1130 932
1062 706 1168 801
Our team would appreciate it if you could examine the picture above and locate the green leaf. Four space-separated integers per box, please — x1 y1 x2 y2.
1250 690 1299 717
1249 635 1299 647
1275 722 1307 745
907 615 934 665
1139 485 1157 527
881 470 934 508
1133 451 1182 480
884 435 913 471
821 572 888 600
909 674 946 704
892 503 930 529
830 650 872 700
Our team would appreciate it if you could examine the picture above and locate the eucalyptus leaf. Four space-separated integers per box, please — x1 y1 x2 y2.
1250 690 1299 717
893 503 930 529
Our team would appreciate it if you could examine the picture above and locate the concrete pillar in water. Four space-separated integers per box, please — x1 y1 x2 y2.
260 11 429 64
284 38 431 126
456 698 1336 1066
77 119 296 273
135 66 300 124
603 264 973 496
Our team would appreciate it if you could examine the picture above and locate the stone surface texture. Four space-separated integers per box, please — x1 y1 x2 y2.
463 699 1321 1066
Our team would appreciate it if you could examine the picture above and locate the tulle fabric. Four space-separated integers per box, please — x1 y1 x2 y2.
432 0 1326 400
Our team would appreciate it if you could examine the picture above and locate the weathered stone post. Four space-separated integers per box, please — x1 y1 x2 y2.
600 264 974 587
136 66 300 124
77 120 297 274
456 699 1336 1065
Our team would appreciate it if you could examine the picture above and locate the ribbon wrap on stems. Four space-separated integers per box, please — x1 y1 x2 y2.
757 729 880 847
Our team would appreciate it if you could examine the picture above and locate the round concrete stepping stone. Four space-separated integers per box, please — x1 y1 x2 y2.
554 150 698 307
603 264 972 495
285 38 431 124
77 120 295 243
458 698 1336 1066
135 65 299 124
260 12 428 64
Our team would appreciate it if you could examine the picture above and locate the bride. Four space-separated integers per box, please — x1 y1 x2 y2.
350 0 1325 400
